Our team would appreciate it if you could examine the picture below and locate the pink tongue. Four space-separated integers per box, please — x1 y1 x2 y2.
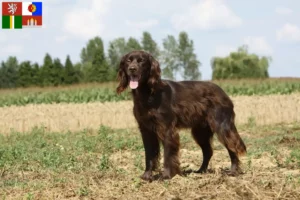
129 77 139 89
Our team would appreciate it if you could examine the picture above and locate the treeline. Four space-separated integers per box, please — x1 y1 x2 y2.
0 31 271 89
211 45 271 80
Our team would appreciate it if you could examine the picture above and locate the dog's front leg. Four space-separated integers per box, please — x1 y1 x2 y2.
139 126 160 182
161 128 181 179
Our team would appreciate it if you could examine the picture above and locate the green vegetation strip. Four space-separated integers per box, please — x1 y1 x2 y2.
0 79 300 107
0 87 131 107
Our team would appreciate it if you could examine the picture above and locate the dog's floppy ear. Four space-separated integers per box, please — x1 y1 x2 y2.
116 54 129 94
148 54 165 91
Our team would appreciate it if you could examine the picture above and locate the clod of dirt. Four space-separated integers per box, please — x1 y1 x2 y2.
167 195 183 200
251 152 277 169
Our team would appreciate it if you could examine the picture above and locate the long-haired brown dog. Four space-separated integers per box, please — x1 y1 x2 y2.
116 50 247 181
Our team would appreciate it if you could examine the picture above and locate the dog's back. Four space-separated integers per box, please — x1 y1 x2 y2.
163 80 235 126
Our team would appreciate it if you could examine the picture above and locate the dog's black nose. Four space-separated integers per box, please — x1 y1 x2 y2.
129 66 137 72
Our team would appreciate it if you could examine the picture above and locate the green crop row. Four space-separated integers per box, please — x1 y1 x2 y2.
0 78 300 107
216 80 300 95
0 88 131 107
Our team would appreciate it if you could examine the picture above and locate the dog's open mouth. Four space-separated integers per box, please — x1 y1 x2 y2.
129 75 140 89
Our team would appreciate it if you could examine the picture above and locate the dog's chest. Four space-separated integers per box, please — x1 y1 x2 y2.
132 91 165 124
133 99 160 123
135 104 157 120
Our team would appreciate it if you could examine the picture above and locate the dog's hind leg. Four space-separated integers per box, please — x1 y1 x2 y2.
191 124 214 173
213 108 247 175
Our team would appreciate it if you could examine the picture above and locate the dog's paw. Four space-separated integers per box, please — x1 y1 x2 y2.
140 171 153 182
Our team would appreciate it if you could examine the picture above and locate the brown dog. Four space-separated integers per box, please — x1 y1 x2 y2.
116 50 246 181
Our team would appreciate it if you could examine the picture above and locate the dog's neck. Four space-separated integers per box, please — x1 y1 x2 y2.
131 83 154 96
131 78 165 100
131 84 160 108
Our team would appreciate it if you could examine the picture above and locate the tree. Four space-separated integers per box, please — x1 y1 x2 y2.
31 63 40 86
0 56 19 88
160 32 201 81
52 58 64 86
73 62 84 83
141 31 160 58
80 36 109 82
108 37 127 80
17 61 33 87
211 45 271 80
81 62 93 83
40 53 54 86
161 35 179 80
90 47 109 82
126 37 142 52
63 55 80 84
177 32 201 80
178 32 201 80
80 36 105 64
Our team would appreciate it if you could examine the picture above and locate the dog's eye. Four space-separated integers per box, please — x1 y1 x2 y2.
127 59 131 63
138 59 144 63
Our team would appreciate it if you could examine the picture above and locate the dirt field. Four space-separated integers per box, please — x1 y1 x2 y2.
0 94 300 134
0 124 300 199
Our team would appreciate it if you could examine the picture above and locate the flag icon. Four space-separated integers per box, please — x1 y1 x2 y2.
2 15 22 29
22 2 42 16
22 16 42 27
2 1 43 29
2 2 22 29
2 2 22 15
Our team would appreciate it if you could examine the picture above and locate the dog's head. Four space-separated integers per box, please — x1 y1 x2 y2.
116 50 163 94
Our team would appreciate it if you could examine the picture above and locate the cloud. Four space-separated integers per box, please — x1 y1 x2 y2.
276 23 300 42
0 44 23 54
55 35 68 43
275 6 293 15
0 32 7 43
215 45 236 57
122 19 159 38
243 36 273 55
62 0 111 40
0 31 31 43
125 19 159 30
171 0 242 31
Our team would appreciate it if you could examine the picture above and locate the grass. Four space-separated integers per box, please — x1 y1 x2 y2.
0 126 143 174
1 78 300 107
1 123 300 199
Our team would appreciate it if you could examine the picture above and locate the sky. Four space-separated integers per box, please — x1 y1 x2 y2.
0 0 300 80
